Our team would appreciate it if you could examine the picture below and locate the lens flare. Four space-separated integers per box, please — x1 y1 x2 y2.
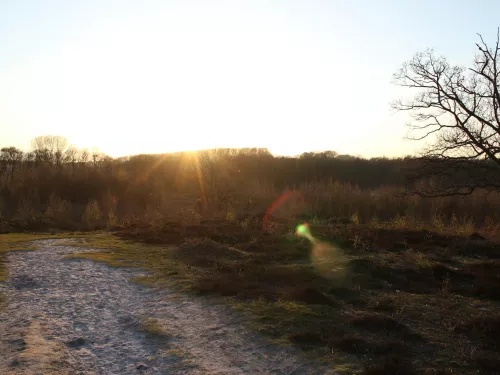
310 242 348 281
192 151 207 206
296 223 313 242
263 190 304 230
296 222 348 281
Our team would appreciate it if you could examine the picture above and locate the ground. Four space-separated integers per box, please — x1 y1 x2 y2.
0 218 499 374
0 237 324 374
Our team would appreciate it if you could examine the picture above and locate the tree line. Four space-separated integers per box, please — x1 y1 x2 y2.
1 135 499 232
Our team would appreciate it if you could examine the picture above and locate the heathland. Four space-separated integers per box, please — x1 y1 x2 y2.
1 143 500 374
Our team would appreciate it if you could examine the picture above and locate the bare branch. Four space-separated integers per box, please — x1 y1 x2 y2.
392 29 500 195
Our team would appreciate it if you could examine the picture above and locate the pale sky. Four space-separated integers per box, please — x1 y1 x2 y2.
1 0 499 157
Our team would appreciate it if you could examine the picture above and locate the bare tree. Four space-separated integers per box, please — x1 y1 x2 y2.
0 147 24 180
91 147 104 167
79 149 90 164
299 150 339 159
392 29 500 196
30 135 69 166
63 146 79 170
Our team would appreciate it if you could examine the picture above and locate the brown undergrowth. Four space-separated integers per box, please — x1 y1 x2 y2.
58 217 500 374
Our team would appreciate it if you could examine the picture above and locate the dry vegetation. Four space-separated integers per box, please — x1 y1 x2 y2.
72 222 497 375
2 139 500 373
3 138 500 234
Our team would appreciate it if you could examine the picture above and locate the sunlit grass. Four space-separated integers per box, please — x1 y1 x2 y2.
61 232 196 291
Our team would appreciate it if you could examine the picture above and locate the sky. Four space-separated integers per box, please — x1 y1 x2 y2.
1 0 499 158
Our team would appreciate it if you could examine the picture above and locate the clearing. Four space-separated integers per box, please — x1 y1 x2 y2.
0 236 325 375
1 218 500 374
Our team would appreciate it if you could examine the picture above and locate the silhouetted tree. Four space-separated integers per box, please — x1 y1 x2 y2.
63 146 78 170
0 147 24 180
79 149 90 164
30 135 69 166
392 29 500 195
299 151 338 159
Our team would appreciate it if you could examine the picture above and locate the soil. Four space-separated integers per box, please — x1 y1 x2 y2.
0 239 322 374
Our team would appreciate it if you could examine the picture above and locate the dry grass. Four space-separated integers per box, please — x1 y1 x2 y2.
1 210 498 374
140 318 170 339
4 149 500 237
3 148 500 372
4 320 73 375
51 218 498 374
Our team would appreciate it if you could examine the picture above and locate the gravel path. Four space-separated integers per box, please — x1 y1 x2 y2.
0 239 321 374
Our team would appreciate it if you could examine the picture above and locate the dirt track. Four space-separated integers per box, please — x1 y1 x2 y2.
0 239 323 374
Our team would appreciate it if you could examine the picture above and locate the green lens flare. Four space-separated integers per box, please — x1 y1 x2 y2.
295 222 348 282
310 242 348 281
296 224 310 237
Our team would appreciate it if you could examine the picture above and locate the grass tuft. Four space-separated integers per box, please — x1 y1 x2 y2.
140 318 170 339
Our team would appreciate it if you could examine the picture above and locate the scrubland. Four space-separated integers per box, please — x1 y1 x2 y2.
1 145 499 373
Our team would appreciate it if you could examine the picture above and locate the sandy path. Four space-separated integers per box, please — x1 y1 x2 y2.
0 239 322 374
